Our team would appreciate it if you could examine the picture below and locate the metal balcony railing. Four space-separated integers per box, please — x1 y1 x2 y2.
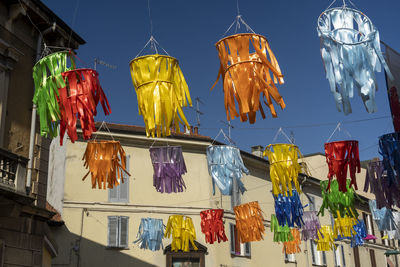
0 148 28 192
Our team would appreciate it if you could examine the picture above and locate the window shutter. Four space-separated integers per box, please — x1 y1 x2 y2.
118 155 130 203
341 245 346 267
245 242 251 256
108 216 118 247
310 240 316 264
322 251 327 265
119 216 129 248
229 224 235 255
109 184 118 202
309 196 315 211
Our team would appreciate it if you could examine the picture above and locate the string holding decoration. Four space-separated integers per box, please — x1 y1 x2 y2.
317 0 393 114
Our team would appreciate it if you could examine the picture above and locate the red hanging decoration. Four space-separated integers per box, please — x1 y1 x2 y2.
58 68 111 145
200 209 228 244
324 140 360 192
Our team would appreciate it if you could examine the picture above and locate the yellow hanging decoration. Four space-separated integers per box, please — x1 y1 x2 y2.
165 215 198 252
82 140 130 189
263 144 308 196
316 225 336 251
333 211 357 240
283 228 301 254
129 55 192 137
234 201 265 243
212 33 285 123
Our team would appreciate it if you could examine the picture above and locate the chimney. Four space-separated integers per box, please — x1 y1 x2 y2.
194 126 198 135
251 145 264 157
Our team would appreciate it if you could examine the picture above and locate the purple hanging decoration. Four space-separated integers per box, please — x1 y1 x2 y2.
351 220 367 247
302 211 321 240
149 146 187 193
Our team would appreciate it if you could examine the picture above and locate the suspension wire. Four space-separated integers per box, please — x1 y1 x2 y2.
67 0 80 48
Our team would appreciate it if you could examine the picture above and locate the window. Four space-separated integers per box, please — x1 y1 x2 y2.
310 240 327 266
229 223 250 257
230 181 241 210
334 245 346 267
309 196 316 211
363 212 376 243
109 155 130 203
107 216 129 248
285 252 296 263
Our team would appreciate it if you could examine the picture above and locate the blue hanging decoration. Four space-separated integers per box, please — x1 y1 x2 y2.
206 145 249 195
369 200 397 232
134 218 165 251
379 133 400 186
351 220 367 247
317 6 393 115
274 190 304 228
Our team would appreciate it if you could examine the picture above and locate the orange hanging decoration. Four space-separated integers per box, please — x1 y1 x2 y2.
233 201 265 242
283 228 301 254
212 31 285 123
82 140 130 189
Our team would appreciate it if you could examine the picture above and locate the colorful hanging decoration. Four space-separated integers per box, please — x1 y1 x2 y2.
270 214 293 243
82 140 130 189
283 228 301 254
211 33 285 123
263 144 306 196
149 146 187 193
387 212 400 240
379 133 400 186
134 218 164 251
274 190 304 228
351 220 367 247
165 215 198 252
332 212 357 240
58 68 111 144
32 51 75 138
317 6 393 115
369 200 397 232
364 160 400 209
318 179 358 219
129 55 192 137
324 140 360 192
316 225 336 251
302 211 321 241
234 201 265 243
364 234 377 241
200 209 228 244
206 145 248 195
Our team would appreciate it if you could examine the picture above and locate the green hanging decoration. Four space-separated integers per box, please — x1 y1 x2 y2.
32 51 76 138
318 179 358 219
270 214 293 243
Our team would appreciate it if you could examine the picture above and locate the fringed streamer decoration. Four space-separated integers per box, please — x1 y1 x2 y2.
332 212 357 240
149 146 187 193
129 55 192 137
318 179 358 219
206 145 249 195
211 33 285 123
164 215 198 252
324 140 360 192
364 234 377 240
234 201 265 243
283 228 301 254
369 200 397 232
263 144 307 196
274 190 304 228
351 220 367 247
32 51 75 138
134 218 164 251
200 209 228 244
379 133 400 186
302 211 321 241
317 7 393 115
316 225 336 251
270 214 293 243
59 69 111 144
82 141 130 189
364 160 400 209
387 212 400 240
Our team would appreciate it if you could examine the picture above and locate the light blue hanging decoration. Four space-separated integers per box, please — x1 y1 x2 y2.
317 3 393 115
206 145 249 195
351 219 367 247
274 190 304 228
134 218 165 251
369 200 397 232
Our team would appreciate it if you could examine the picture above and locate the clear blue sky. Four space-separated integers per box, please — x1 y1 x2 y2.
42 0 400 160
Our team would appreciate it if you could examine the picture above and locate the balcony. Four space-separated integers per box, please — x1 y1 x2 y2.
0 147 28 193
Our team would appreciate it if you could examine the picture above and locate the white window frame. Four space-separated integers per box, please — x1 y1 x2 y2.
107 216 129 249
334 244 346 267
108 155 130 203
310 240 327 266
284 252 296 263
229 223 250 257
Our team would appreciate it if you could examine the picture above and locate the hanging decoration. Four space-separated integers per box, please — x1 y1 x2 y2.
165 215 198 252
32 51 75 138
149 146 187 193
134 218 165 251
351 220 367 247
270 214 293 243
302 211 321 241
332 212 357 240
369 200 397 232
364 160 400 209
82 140 130 189
379 133 400 186
263 144 306 196
206 145 249 195
58 68 111 144
364 234 377 241
200 209 228 244
129 54 192 137
283 228 301 254
274 190 304 228
386 212 400 240
234 201 265 243
316 225 336 251
318 179 358 218
317 4 393 114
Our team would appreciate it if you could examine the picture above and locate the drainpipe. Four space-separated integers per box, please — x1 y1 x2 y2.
26 22 56 195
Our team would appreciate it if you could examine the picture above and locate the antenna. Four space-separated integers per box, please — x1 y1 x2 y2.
290 130 295 144
220 120 234 139
94 58 117 71
190 97 204 127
